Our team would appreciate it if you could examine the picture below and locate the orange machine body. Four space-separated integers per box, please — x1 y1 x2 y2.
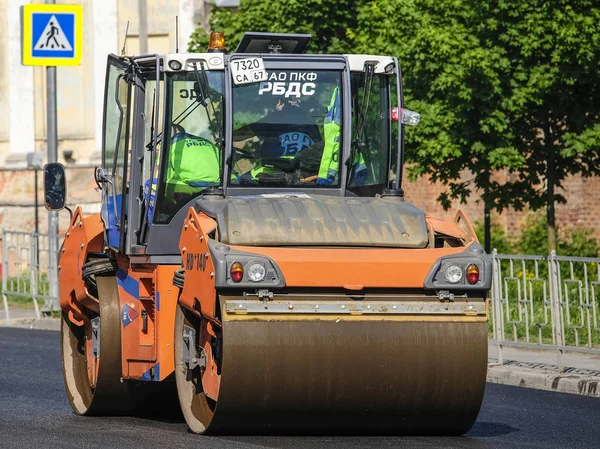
60 206 480 384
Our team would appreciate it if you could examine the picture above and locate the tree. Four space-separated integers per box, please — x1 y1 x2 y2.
354 0 600 253
189 0 600 254
188 0 364 54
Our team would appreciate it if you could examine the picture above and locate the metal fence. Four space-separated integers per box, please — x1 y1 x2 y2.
2 228 599 364
490 250 600 367
1 230 61 322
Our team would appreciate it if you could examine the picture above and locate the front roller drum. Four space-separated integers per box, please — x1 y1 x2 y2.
175 301 488 435
61 276 133 415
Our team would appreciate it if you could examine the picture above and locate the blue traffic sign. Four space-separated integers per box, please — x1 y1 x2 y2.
22 4 83 66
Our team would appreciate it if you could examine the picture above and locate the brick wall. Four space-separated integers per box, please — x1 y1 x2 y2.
402 168 600 242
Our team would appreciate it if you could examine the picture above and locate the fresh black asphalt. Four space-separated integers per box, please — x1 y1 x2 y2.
0 327 598 449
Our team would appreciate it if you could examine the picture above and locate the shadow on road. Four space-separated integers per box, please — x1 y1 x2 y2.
467 421 520 437
221 435 496 449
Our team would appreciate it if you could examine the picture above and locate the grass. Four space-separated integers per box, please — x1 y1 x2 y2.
1 274 49 311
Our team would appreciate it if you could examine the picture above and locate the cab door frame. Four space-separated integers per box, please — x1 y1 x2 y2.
100 54 132 252
124 54 165 255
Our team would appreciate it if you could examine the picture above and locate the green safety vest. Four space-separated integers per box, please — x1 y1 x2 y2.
317 86 342 184
165 133 221 194
317 86 366 185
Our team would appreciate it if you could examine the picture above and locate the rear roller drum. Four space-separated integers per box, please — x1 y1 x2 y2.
61 275 133 415
174 303 222 434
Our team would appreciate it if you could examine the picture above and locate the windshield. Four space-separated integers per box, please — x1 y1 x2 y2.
348 72 393 195
230 70 343 188
151 71 224 224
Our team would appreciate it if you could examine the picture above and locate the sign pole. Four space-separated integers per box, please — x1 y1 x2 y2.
46 0 59 311
21 0 82 312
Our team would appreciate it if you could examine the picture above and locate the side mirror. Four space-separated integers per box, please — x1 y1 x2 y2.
44 162 67 211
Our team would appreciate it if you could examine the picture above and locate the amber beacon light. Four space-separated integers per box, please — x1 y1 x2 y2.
208 31 226 52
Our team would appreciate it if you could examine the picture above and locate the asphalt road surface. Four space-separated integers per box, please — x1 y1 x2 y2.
1 327 598 449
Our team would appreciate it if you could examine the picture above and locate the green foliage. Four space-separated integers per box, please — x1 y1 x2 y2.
474 215 599 257
354 0 600 216
518 215 549 256
519 214 600 257
474 220 514 255
0 276 44 310
189 0 364 54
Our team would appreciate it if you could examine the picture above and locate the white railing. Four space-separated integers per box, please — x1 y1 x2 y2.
490 250 600 367
1 230 61 322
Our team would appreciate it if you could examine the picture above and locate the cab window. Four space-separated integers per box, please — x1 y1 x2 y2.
230 70 343 188
152 71 224 224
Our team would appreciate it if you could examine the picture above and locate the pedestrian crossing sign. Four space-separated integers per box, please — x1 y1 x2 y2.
21 4 83 66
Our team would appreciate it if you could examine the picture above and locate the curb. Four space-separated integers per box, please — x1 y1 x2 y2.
487 364 600 398
1 318 61 332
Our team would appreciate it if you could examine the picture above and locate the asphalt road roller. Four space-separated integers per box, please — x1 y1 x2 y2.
47 32 491 435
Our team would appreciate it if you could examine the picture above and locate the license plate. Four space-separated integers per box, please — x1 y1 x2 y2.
230 57 268 85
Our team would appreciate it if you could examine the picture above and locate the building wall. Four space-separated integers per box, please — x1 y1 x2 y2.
0 2 10 147
0 0 200 167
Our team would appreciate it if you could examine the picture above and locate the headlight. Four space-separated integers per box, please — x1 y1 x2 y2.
168 59 182 70
247 262 266 282
444 265 463 284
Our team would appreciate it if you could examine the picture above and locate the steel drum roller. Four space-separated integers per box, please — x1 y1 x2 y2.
177 296 488 435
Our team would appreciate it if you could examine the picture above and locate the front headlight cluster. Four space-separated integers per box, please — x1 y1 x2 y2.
227 259 278 285
423 243 492 291
442 263 480 285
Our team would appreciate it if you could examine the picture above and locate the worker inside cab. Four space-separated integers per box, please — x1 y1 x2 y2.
148 71 225 224
230 69 343 187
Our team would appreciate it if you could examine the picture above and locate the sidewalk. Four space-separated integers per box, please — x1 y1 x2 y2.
0 306 59 331
487 342 600 397
0 306 38 321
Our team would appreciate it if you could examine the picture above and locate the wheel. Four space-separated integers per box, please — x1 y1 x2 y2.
61 275 133 415
174 303 221 434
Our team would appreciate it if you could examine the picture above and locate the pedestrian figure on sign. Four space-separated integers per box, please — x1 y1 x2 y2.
42 21 64 49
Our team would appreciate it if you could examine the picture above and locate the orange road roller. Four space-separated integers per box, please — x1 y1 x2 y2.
47 32 491 435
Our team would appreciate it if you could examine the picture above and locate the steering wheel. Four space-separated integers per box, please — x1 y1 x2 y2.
233 146 255 160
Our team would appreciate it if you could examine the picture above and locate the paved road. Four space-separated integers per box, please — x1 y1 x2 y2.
0 328 598 449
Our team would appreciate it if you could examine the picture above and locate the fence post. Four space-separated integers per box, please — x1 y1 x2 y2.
29 233 41 320
49 233 60 311
2 229 10 323
548 250 564 370
492 249 504 364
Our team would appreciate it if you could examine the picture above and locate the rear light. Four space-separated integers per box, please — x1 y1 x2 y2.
230 262 243 283
466 264 480 284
